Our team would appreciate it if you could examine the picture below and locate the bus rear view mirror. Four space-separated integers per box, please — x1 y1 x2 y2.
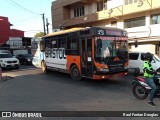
97 39 102 48
40 40 45 52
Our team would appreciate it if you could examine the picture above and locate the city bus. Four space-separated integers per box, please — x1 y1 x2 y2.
40 27 128 80
31 38 44 68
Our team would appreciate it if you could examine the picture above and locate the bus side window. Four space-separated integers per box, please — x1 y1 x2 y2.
67 36 78 50
58 37 66 49
45 39 51 48
71 37 78 50
67 37 71 49
51 38 57 48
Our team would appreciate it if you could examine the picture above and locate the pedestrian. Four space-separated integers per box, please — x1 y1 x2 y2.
143 52 157 107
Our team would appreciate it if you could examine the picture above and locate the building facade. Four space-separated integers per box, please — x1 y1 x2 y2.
51 0 160 55
0 16 24 46
0 16 32 55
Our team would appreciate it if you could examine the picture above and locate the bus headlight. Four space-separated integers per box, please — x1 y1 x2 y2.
27 59 31 61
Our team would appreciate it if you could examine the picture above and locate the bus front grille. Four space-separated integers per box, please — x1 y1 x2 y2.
108 63 124 73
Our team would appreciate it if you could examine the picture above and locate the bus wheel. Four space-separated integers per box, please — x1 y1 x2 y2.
42 61 47 73
70 65 82 81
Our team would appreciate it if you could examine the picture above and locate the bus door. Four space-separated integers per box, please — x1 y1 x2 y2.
81 37 93 77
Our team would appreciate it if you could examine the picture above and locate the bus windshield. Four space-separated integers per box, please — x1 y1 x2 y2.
95 37 128 63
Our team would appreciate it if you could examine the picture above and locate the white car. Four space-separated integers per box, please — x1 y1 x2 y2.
0 52 20 69
129 52 160 73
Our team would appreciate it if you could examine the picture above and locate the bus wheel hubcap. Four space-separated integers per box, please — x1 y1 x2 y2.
73 69 78 77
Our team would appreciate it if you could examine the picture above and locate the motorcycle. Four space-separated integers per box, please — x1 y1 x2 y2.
128 68 160 100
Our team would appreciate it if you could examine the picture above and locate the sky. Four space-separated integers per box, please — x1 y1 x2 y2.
0 0 54 37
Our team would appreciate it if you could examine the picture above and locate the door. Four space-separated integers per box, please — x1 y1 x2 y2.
80 37 93 77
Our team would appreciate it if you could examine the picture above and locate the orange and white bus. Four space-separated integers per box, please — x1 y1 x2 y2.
40 27 128 80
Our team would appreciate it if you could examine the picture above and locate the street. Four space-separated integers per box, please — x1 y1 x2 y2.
0 65 160 120
1 65 160 112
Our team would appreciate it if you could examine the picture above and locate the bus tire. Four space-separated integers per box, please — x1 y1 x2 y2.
70 65 82 81
41 61 47 73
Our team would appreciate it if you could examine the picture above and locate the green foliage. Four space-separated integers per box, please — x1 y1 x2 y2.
34 32 45 38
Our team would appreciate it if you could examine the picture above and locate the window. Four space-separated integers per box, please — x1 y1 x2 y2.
45 39 52 48
58 37 66 48
67 37 78 50
74 6 84 17
124 0 137 5
31 41 38 49
141 53 145 61
124 17 145 28
151 14 160 24
97 0 107 12
51 38 57 48
129 53 139 60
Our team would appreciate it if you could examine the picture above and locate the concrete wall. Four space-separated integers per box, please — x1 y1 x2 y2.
130 45 156 54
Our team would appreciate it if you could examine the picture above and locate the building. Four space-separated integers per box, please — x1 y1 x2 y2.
0 16 32 55
51 0 160 55
0 16 24 46
0 16 11 46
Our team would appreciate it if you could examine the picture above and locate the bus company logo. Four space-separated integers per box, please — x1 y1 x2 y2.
45 48 66 59
2 112 11 117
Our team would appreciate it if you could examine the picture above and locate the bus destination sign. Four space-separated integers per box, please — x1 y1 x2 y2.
96 29 127 36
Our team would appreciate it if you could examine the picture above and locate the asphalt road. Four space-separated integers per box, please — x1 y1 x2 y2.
0 65 160 119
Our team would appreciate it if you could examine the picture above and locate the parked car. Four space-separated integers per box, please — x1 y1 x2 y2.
129 51 160 73
0 52 20 69
15 54 33 65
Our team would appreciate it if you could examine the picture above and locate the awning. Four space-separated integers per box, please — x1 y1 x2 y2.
128 36 160 45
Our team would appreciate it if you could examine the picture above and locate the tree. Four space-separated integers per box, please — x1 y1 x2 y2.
34 32 45 38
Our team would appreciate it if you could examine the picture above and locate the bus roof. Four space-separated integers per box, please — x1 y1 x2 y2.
44 26 127 38
44 28 85 37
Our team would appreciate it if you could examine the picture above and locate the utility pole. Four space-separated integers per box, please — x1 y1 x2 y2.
46 18 49 34
42 13 46 35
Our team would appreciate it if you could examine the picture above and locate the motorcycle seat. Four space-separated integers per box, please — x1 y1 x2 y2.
137 76 145 82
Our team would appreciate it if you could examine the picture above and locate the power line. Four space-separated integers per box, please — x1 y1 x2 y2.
8 0 40 15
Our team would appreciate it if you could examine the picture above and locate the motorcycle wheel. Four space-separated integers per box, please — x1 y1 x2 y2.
132 83 148 100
